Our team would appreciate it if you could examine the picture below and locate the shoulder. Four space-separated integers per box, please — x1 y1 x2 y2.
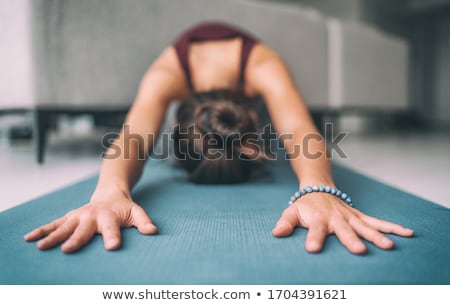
140 46 189 101
246 43 297 98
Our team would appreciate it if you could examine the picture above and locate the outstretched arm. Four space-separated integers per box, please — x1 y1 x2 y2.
25 47 188 253
247 45 414 254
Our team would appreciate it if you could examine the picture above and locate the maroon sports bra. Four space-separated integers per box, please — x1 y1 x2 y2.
173 21 258 93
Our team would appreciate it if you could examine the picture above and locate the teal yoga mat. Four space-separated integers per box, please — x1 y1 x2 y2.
1 159 449 284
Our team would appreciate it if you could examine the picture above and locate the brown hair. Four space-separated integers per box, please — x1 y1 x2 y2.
173 92 267 184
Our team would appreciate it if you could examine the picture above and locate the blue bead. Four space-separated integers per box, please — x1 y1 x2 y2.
312 186 319 192
324 186 331 193
336 190 342 196
294 191 301 198
345 197 352 204
330 188 337 195
319 185 325 192
305 186 313 193
288 201 293 205
341 193 348 200
301 190 306 196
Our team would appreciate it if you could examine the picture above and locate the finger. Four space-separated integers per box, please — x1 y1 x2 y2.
349 217 394 250
131 206 158 235
358 213 414 237
24 217 65 241
98 216 122 251
60 220 97 253
272 206 299 237
304 223 328 253
272 219 296 237
36 218 78 250
333 219 367 255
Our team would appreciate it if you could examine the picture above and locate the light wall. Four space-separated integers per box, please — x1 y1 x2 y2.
432 12 450 122
284 0 363 21
264 0 450 127
0 0 34 109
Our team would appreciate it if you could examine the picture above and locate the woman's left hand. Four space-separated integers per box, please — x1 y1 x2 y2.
272 193 414 254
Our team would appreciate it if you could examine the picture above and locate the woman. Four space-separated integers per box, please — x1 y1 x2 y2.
24 22 414 254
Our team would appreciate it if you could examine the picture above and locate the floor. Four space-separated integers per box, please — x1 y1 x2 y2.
1 116 449 212
336 130 450 209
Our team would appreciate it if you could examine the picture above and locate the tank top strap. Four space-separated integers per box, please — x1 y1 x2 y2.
173 32 193 89
239 35 256 88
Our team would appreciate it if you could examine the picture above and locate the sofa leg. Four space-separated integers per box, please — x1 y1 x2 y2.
35 110 49 164
323 112 340 135
311 112 325 135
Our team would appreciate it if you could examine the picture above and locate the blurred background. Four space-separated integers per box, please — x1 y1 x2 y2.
0 0 449 211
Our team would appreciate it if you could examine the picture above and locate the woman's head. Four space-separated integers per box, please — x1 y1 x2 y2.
173 92 266 184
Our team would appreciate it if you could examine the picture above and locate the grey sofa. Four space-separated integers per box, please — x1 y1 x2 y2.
1 0 409 162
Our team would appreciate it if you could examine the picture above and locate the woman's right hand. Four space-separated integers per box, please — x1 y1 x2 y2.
24 191 158 253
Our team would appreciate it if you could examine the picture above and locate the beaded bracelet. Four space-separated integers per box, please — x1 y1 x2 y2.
288 185 354 207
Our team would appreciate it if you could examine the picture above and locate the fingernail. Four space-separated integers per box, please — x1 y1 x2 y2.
384 236 391 242
36 240 46 249
150 224 158 233
63 241 74 248
105 238 119 249
406 228 415 235
61 242 74 253
274 223 283 229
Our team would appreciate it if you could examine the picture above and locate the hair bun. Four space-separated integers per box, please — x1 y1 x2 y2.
196 100 250 136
